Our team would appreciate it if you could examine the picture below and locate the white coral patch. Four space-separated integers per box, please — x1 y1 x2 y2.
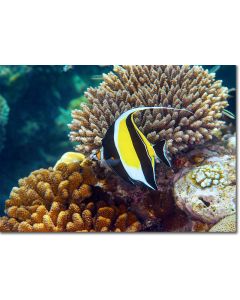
200 178 212 188
191 162 224 188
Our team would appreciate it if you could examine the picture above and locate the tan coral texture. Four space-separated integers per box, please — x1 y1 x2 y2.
69 65 229 155
0 162 141 232
209 214 236 233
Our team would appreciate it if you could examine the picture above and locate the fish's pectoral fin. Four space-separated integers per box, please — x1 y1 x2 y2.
106 158 121 167
153 140 172 167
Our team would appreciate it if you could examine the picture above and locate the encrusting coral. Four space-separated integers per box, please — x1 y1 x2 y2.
69 65 229 155
209 214 236 232
0 95 9 153
0 154 141 232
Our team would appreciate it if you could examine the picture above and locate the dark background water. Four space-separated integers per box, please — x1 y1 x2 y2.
0 65 236 215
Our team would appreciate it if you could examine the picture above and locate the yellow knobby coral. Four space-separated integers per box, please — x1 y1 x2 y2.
69 65 229 155
0 159 141 232
5 161 93 211
0 200 141 232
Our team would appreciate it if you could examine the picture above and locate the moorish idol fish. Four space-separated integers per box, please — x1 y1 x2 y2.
95 106 192 190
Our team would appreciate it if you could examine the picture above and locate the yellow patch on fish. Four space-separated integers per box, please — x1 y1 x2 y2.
118 117 141 169
130 113 155 168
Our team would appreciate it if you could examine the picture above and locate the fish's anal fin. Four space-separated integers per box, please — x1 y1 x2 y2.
153 140 172 168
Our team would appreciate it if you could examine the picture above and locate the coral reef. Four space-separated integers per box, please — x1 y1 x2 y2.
0 66 236 233
0 65 112 207
0 199 141 232
69 65 229 155
4 160 93 212
209 214 236 232
173 155 236 224
0 157 141 232
95 160 176 232
0 95 9 153
93 134 237 232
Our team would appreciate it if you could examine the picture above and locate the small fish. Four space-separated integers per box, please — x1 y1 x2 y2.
63 65 73 72
222 109 235 119
97 106 192 190
91 75 104 81
228 88 236 98
209 65 221 74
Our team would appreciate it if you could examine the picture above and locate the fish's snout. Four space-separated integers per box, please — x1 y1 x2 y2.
90 151 100 161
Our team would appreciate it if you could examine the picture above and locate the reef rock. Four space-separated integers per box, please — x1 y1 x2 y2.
173 155 236 224
226 134 236 154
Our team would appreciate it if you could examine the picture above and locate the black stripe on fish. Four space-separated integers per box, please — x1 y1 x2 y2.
153 140 172 167
126 114 157 190
102 123 134 185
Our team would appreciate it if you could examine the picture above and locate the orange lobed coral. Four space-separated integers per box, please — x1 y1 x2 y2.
0 160 141 232
0 200 141 232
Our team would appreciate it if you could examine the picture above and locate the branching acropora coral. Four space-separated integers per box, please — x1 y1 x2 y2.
69 65 229 155
0 159 141 232
0 95 9 153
